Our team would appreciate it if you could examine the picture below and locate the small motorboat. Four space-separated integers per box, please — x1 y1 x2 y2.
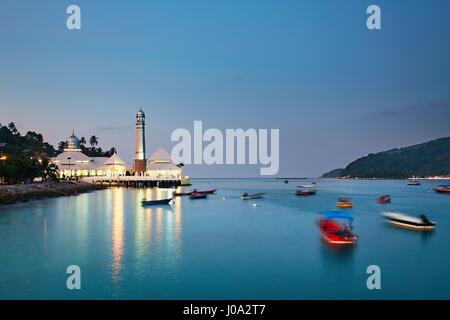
189 193 208 200
434 185 450 194
382 212 436 230
296 184 317 196
191 189 217 195
173 191 193 197
241 192 265 200
337 197 353 208
376 195 391 204
318 211 358 245
284 179 289 184
407 180 421 186
141 198 172 206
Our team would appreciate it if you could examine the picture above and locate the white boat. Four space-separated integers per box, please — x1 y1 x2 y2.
382 212 436 230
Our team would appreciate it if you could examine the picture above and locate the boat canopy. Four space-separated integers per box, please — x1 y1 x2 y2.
321 211 354 221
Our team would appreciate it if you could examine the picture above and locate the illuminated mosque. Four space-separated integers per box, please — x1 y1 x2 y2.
51 109 182 181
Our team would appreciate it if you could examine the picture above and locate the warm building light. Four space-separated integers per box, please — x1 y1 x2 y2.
0 155 7 161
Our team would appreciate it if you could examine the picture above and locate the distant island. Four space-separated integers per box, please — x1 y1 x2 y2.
322 137 450 179
321 168 344 178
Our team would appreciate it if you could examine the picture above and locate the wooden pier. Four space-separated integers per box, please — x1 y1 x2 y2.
81 176 181 188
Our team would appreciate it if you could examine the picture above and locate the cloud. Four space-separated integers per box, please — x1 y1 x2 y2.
96 124 133 131
375 101 450 117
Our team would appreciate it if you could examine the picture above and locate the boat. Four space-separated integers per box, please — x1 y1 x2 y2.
191 189 217 195
434 185 450 194
336 197 353 208
189 193 208 200
141 198 172 206
318 211 358 245
296 184 317 196
382 212 436 230
376 195 391 204
407 180 421 186
173 191 193 197
241 192 265 200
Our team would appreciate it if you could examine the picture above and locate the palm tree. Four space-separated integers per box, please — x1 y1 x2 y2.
57 141 66 153
7 122 18 135
80 137 86 147
89 135 98 148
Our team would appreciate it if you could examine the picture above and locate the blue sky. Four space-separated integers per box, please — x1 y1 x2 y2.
1 0 449 177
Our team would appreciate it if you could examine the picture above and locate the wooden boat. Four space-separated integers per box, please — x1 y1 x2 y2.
434 185 450 194
337 197 353 208
141 198 172 206
173 191 193 197
376 195 391 204
296 185 317 196
189 193 208 200
407 180 421 186
318 211 358 245
241 192 265 200
382 212 436 230
191 189 217 195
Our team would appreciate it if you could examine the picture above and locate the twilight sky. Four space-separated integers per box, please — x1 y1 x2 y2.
1 0 449 177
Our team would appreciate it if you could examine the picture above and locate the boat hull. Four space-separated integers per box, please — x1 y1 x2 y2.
434 188 450 194
192 189 217 195
241 193 265 200
337 202 353 208
189 194 208 200
141 198 172 206
296 191 316 196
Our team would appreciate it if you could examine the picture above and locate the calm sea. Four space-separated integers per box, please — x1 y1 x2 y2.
0 179 449 299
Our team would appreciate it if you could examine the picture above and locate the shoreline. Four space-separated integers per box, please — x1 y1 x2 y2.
0 181 106 205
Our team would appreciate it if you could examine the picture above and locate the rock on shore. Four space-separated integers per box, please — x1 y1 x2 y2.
0 181 106 205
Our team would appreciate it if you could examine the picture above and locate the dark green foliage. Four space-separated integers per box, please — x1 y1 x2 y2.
0 124 56 157
321 168 344 178
341 137 450 178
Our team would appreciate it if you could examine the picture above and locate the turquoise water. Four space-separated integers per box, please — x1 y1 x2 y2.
0 179 449 299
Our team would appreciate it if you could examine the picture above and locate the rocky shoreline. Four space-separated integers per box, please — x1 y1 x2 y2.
0 181 106 205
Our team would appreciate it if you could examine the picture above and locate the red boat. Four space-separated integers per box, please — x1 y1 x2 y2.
376 195 391 204
191 189 217 195
318 211 358 245
434 185 450 194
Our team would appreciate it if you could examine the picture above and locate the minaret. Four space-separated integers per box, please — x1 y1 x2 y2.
134 108 147 174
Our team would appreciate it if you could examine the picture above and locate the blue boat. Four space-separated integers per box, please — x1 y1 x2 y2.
141 198 173 206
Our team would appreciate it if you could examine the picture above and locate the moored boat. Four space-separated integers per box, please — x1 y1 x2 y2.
296 184 317 196
192 189 217 195
337 197 353 208
407 180 421 186
376 195 391 204
141 198 173 206
241 192 265 200
189 193 208 200
318 211 358 245
434 185 450 194
173 191 193 197
382 212 436 230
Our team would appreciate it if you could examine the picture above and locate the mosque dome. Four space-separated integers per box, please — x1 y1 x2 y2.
66 130 80 150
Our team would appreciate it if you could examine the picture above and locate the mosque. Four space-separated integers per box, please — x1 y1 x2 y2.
51 109 183 182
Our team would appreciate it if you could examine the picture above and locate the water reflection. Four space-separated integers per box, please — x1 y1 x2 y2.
133 188 184 276
112 188 124 284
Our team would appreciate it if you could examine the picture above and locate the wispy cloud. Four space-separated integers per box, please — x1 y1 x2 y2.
96 124 133 131
375 101 450 117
